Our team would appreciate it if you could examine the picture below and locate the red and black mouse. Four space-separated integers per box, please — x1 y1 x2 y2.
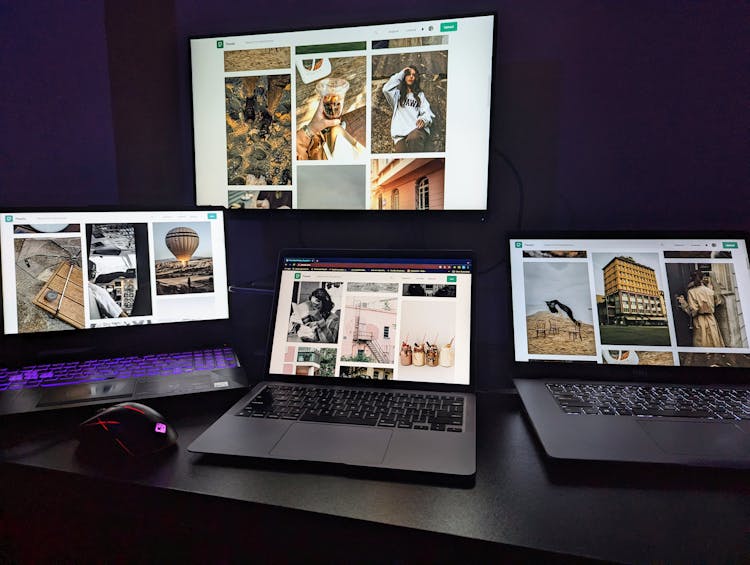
78 402 178 458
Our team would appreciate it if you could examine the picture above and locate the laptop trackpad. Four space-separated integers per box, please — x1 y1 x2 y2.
638 420 749 457
270 423 392 465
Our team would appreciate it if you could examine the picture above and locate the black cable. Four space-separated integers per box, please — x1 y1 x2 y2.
475 147 525 276
228 285 274 295
494 148 525 231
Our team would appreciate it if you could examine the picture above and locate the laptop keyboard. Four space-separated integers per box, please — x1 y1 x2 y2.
548 382 750 420
237 384 465 432
0 347 239 390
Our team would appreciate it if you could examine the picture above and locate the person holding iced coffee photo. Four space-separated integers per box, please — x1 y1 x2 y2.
296 78 355 161
382 66 435 152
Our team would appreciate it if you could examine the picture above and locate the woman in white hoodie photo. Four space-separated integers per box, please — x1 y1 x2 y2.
382 66 435 152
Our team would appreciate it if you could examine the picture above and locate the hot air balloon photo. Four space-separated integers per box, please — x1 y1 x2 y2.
153 222 214 295
165 226 199 266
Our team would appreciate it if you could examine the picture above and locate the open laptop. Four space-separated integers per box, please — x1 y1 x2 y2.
189 249 476 476
509 233 750 469
0 209 247 415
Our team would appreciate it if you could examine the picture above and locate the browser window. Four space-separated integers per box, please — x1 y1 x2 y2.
268 256 473 384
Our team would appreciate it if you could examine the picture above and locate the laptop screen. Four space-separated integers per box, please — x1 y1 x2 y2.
509 236 750 369
1 210 229 335
267 252 472 385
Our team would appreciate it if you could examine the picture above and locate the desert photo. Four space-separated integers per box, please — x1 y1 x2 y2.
523 261 597 356
152 222 214 295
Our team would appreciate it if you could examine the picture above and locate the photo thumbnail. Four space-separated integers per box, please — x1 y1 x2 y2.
152 222 214 296
402 283 455 297
228 189 292 210
224 47 290 72
665 263 748 348
14 224 80 234
346 281 399 293
14 237 83 332
288 281 342 344
601 349 675 366
371 51 447 154
297 165 366 209
398 300 457 380
679 352 750 368
226 74 292 187
339 366 393 380
340 295 397 364
87 223 153 319
295 55 366 162
281 346 337 377
372 36 448 49
592 253 670 346
370 157 444 210
523 262 596 356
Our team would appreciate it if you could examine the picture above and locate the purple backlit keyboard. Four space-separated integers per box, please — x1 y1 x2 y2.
0 347 239 391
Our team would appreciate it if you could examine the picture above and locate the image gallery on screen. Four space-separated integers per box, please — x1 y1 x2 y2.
511 239 750 368
268 259 472 385
191 15 494 210
1 212 228 334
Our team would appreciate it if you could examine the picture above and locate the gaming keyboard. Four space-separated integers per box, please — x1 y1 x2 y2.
0 347 239 391
548 382 750 420
237 383 465 432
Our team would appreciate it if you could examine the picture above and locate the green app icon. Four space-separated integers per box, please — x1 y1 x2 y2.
440 22 458 32
294 273 301 279
4 215 12 222
515 241 523 248
216 40 224 48
447 275 457 282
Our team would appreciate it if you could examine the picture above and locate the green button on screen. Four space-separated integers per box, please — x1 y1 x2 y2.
722 242 738 249
447 275 457 282
440 22 457 32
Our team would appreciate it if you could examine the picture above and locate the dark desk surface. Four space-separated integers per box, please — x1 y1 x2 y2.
1 390 748 563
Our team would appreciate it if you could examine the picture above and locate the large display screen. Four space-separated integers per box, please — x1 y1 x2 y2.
190 14 495 211
509 237 750 369
1 210 229 334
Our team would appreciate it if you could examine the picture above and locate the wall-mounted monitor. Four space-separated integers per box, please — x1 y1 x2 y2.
190 14 495 211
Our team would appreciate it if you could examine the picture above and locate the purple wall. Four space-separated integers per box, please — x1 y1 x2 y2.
1 1 747 382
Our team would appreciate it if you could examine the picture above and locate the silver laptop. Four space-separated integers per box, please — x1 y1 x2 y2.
509 234 750 469
0 209 246 415
189 249 476 476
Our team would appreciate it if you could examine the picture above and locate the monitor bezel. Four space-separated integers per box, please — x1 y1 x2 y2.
187 12 498 217
261 247 476 393
506 230 750 386
0 206 234 369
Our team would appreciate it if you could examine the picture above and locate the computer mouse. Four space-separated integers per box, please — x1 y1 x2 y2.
78 402 178 458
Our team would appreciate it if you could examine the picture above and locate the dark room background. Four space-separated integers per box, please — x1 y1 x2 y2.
1 0 747 389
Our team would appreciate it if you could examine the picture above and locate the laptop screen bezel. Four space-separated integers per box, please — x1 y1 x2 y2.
506 231 750 386
262 248 476 393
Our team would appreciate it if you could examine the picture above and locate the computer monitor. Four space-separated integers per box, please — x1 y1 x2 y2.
508 235 750 371
1 210 229 336
190 14 495 211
